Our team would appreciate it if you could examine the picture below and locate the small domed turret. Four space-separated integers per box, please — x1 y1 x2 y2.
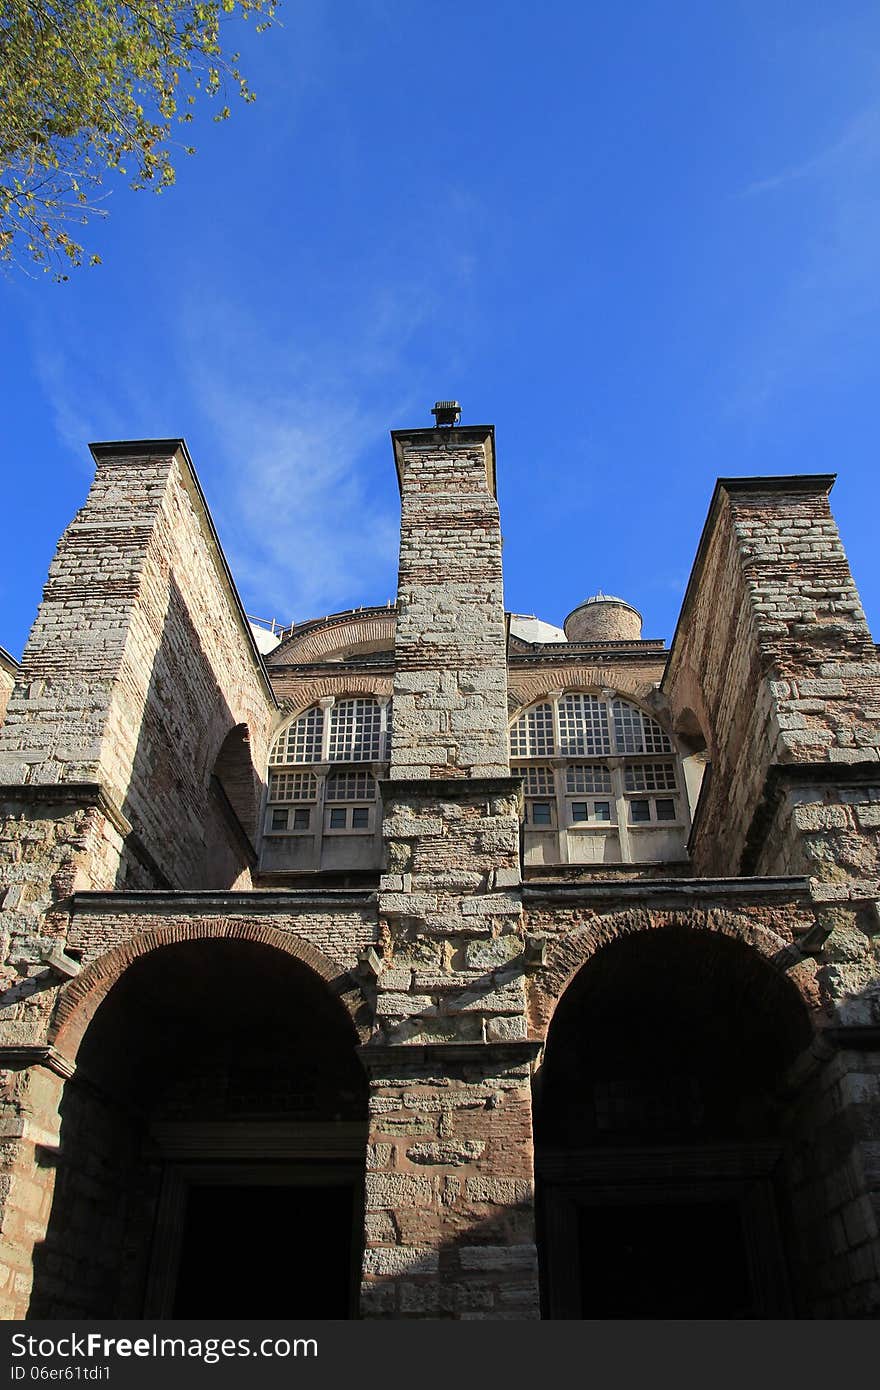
563 592 643 643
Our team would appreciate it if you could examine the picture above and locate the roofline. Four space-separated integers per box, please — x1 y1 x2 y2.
390 425 497 498
89 438 278 708
662 473 836 690
0 645 19 674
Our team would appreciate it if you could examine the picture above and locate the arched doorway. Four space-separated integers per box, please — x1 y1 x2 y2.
534 925 813 1318
30 937 368 1318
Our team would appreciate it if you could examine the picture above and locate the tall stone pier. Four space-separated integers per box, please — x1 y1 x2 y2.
361 423 539 1318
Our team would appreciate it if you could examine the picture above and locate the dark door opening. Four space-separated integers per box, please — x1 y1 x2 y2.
577 1197 751 1318
538 1163 792 1318
171 1182 356 1318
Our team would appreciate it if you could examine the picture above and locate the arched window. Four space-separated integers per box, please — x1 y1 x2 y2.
509 691 686 864
265 696 391 839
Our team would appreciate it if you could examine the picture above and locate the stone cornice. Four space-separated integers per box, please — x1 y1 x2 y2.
0 645 19 677
356 1040 541 1071
390 425 497 498
740 763 880 876
0 1045 76 1079
523 875 811 906
0 782 174 888
379 776 523 801
69 888 377 914
0 781 131 836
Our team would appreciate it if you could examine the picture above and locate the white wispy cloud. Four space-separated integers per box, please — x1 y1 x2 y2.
178 253 479 623
729 103 880 417
741 108 880 198
193 375 402 624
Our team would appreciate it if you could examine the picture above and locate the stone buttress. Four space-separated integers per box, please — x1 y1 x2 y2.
359 424 539 1319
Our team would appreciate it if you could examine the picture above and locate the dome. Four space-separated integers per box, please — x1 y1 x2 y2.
563 592 643 642
249 622 282 655
509 614 567 644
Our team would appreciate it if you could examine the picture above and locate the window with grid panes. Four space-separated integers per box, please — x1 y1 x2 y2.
268 707 324 765
517 764 555 827
509 702 554 757
510 692 683 856
328 698 383 762
265 699 390 839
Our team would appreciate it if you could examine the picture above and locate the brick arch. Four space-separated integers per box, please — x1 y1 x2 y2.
665 659 717 762
271 677 395 729
508 668 664 717
50 919 369 1059
273 613 396 664
527 907 821 1040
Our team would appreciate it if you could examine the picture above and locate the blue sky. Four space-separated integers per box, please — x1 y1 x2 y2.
2 0 879 659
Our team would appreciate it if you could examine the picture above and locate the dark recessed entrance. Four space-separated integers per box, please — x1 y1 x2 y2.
30 938 368 1319
534 926 813 1319
577 1197 749 1318
172 1181 356 1318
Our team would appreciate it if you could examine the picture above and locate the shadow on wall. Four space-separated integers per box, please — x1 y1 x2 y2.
114 575 266 891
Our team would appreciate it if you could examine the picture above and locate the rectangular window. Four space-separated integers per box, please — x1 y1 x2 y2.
351 806 370 829
292 808 311 830
629 799 651 823
655 798 677 821
517 764 555 796
326 770 375 801
571 800 612 824
271 809 288 831
268 770 317 803
566 763 612 794
624 762 677 792
530 802 553 826
328 808 347 829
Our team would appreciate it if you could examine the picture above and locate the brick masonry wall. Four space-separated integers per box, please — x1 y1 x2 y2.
563 600 642 643
362 427 539 1316
360 1050 537 1318
0 442 278 1313
0 443 274 888
780 1046 880 1316
390 429 509 780
664 479 880 880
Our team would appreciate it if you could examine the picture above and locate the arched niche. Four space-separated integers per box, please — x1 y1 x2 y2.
533 923 816 1318
31 936 368 1319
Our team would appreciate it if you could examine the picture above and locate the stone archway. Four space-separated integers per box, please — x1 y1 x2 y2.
530 916 822 1318
50 918 369 1060
30 931 368 1319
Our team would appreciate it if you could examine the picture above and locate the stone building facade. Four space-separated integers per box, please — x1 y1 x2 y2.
0 419 878 1320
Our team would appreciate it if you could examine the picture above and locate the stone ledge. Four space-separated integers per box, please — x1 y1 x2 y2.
0 781 131 837
379 776 523 800
69 888 378 914
356 1040 542 1070
0 1045 76 1079
522 875 810 905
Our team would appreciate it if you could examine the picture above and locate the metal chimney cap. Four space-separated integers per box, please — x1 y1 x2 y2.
431 400 461 426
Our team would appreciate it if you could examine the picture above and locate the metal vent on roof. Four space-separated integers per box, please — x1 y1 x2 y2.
431 400 461 426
